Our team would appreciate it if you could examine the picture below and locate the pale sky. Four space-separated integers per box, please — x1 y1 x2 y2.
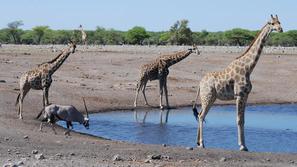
1 0 296 31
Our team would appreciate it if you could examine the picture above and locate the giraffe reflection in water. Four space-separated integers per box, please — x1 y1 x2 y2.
134 109 170 124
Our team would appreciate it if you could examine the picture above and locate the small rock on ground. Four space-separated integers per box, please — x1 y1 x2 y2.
112 154 123 161
55 153 63 157
0 80 6 83
148 154 161 160
220 157 227 162
35 153 45 160
186 147 193 150
32 150 38 154
2 163 17 167
16 161 24 166
144 159 151 163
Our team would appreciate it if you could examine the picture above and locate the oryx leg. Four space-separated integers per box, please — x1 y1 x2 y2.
65 121 73 136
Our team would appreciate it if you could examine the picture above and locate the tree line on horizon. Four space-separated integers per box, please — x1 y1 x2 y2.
1 20 297 47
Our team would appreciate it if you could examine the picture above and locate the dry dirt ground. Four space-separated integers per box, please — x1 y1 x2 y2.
1 44 297 166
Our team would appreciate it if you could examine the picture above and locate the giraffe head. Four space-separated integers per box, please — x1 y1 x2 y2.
68 40 76 53
189 44 200 55
269 15 283 33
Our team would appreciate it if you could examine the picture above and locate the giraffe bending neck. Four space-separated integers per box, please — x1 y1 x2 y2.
162 49 193 68
236 23 272 72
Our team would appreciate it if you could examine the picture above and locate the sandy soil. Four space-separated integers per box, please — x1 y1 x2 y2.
1 44 297 166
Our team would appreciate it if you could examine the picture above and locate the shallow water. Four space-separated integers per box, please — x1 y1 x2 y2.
58 104 297 153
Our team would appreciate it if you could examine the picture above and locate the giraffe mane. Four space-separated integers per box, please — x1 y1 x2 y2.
38 51 63 66
235 24 267 59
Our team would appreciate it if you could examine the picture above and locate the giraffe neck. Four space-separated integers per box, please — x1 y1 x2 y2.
80 28 84 34
235 23 272 73
80 28 86 36
49 48 72 74
163 50 192 67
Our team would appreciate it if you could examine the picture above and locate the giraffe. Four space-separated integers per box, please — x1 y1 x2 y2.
79 25 87 45
192 15 283 151
15 41 76 119
134 45 200 110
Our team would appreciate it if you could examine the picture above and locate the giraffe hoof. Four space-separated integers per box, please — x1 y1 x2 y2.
160 105 164 110
19 116 23 120
197 143 205 148
239 145 248 151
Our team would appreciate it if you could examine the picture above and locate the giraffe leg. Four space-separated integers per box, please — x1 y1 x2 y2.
142 81 149 106
42 87 49 108
196 95 215 148
134 80 143 107
18 87 30 119
163 77 169 109
159 78 165 110
236 95 248 151
45 87 50 106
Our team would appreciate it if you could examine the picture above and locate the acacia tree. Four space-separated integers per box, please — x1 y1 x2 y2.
169 19 193 45
32 26 49 44
126 26 149 45
224 28 254 46
7 20 24 44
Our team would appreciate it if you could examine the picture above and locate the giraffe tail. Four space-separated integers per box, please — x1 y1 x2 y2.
15 93 20 106
192 86 200 121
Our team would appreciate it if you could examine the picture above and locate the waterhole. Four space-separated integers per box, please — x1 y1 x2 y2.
58 104 297 153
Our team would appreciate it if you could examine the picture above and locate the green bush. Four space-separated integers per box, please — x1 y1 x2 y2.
169 19 193 45
32 26 49 44
126 26 149 45
224 28 254 46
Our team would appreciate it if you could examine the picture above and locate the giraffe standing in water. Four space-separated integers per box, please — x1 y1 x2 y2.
15 41 76 119
192 15 283 151
79 25 87 45
134 45 200 109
